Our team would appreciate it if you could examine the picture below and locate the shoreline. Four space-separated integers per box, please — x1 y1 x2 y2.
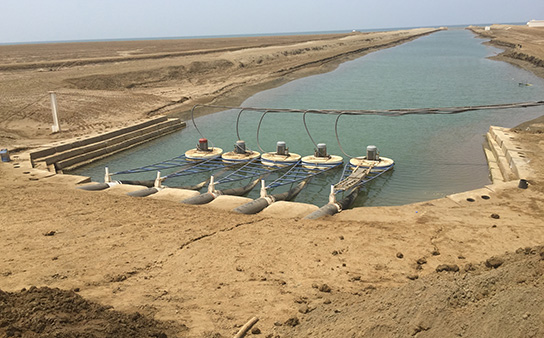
467 24 544 131
468 24 544 80
172 29 439 121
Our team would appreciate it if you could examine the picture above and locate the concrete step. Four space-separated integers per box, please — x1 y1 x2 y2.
486 131 515 181
30 116 185 173
59 122 183 172
486 126 534 181
37 119 181 166
30 116 169 162
483 142 504 184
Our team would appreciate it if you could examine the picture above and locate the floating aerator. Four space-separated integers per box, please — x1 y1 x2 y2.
221 140 260 163
185 137 223 160
349 145 394 170
261 141 301 167
301 143 343 169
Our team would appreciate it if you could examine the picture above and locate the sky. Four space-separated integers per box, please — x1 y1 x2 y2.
1 0 543 44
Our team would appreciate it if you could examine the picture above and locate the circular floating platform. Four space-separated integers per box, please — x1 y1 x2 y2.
301 154 343 169
349 156 394 170
261 152 301 167
221 150 261 163
185 147 223 160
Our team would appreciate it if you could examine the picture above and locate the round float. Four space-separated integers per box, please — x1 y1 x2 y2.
301 154 343 169
222 140 261 163
185 147 223 160
349 156 394 171
222 150 261 163
185 138 223 160
261 152 302 167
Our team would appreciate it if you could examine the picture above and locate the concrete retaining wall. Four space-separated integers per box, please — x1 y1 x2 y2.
30 116 185 173
485 126 533 182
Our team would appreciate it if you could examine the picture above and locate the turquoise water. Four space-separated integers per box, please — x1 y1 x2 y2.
74 29 544 207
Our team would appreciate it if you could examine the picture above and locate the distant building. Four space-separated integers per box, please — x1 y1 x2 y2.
527 20 544 27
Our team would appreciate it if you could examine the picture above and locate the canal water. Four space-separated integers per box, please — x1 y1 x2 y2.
74 28 544 207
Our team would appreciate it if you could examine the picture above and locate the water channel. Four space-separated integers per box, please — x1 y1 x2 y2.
75 28 544 207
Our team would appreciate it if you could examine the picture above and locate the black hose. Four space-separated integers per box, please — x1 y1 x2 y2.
232 197 271 214
77 182 111 191
233 180 309 214
221 177 261 196
282 179 309 201
337 189 360 209
304 189 360 219
304 203 340 220
182 177 261 205
175 180 209 191
176 184 205 191
181 192 216 205
118 179 155 188
126 187 159 197
78 179 156 192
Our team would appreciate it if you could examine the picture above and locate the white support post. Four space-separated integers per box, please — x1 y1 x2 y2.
104 167 111 183
154 171 162 188
328 185 336 204
49 91 61 133
207 176 215 194
260 179 267 198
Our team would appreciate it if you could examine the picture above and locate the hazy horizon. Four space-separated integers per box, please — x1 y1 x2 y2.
0 22 528 46
1 0 542 44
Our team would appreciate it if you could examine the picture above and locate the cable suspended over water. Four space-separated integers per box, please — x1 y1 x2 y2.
191 100 544 119
191 100 544 158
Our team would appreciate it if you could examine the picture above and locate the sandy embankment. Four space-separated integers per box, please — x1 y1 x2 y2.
1 26 544 337
469 24 544 79
468 24 544 129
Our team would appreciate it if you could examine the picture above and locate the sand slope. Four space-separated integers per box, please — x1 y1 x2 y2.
469 24 544 79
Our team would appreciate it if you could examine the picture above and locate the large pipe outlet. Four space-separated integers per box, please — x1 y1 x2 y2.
118 180 155 188
234 180 309 214
77 182 112 191
77 179 155 191
221 177 261 196
182 178 262 205
233 197 271 214
127 187 159 197
182 192 217 205
304 189 359 219
304 203 341 219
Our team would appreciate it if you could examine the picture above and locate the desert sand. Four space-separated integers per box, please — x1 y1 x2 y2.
1 26 544 337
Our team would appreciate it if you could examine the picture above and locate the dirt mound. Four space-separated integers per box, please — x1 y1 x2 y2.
66 60 235 90
275 246 544 337
0 286 185 338
514 114 544 134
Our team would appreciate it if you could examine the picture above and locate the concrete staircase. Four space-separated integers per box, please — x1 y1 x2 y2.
30 116 185 173
484 126 533 183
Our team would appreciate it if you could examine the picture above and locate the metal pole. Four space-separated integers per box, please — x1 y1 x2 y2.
49 91 60 133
